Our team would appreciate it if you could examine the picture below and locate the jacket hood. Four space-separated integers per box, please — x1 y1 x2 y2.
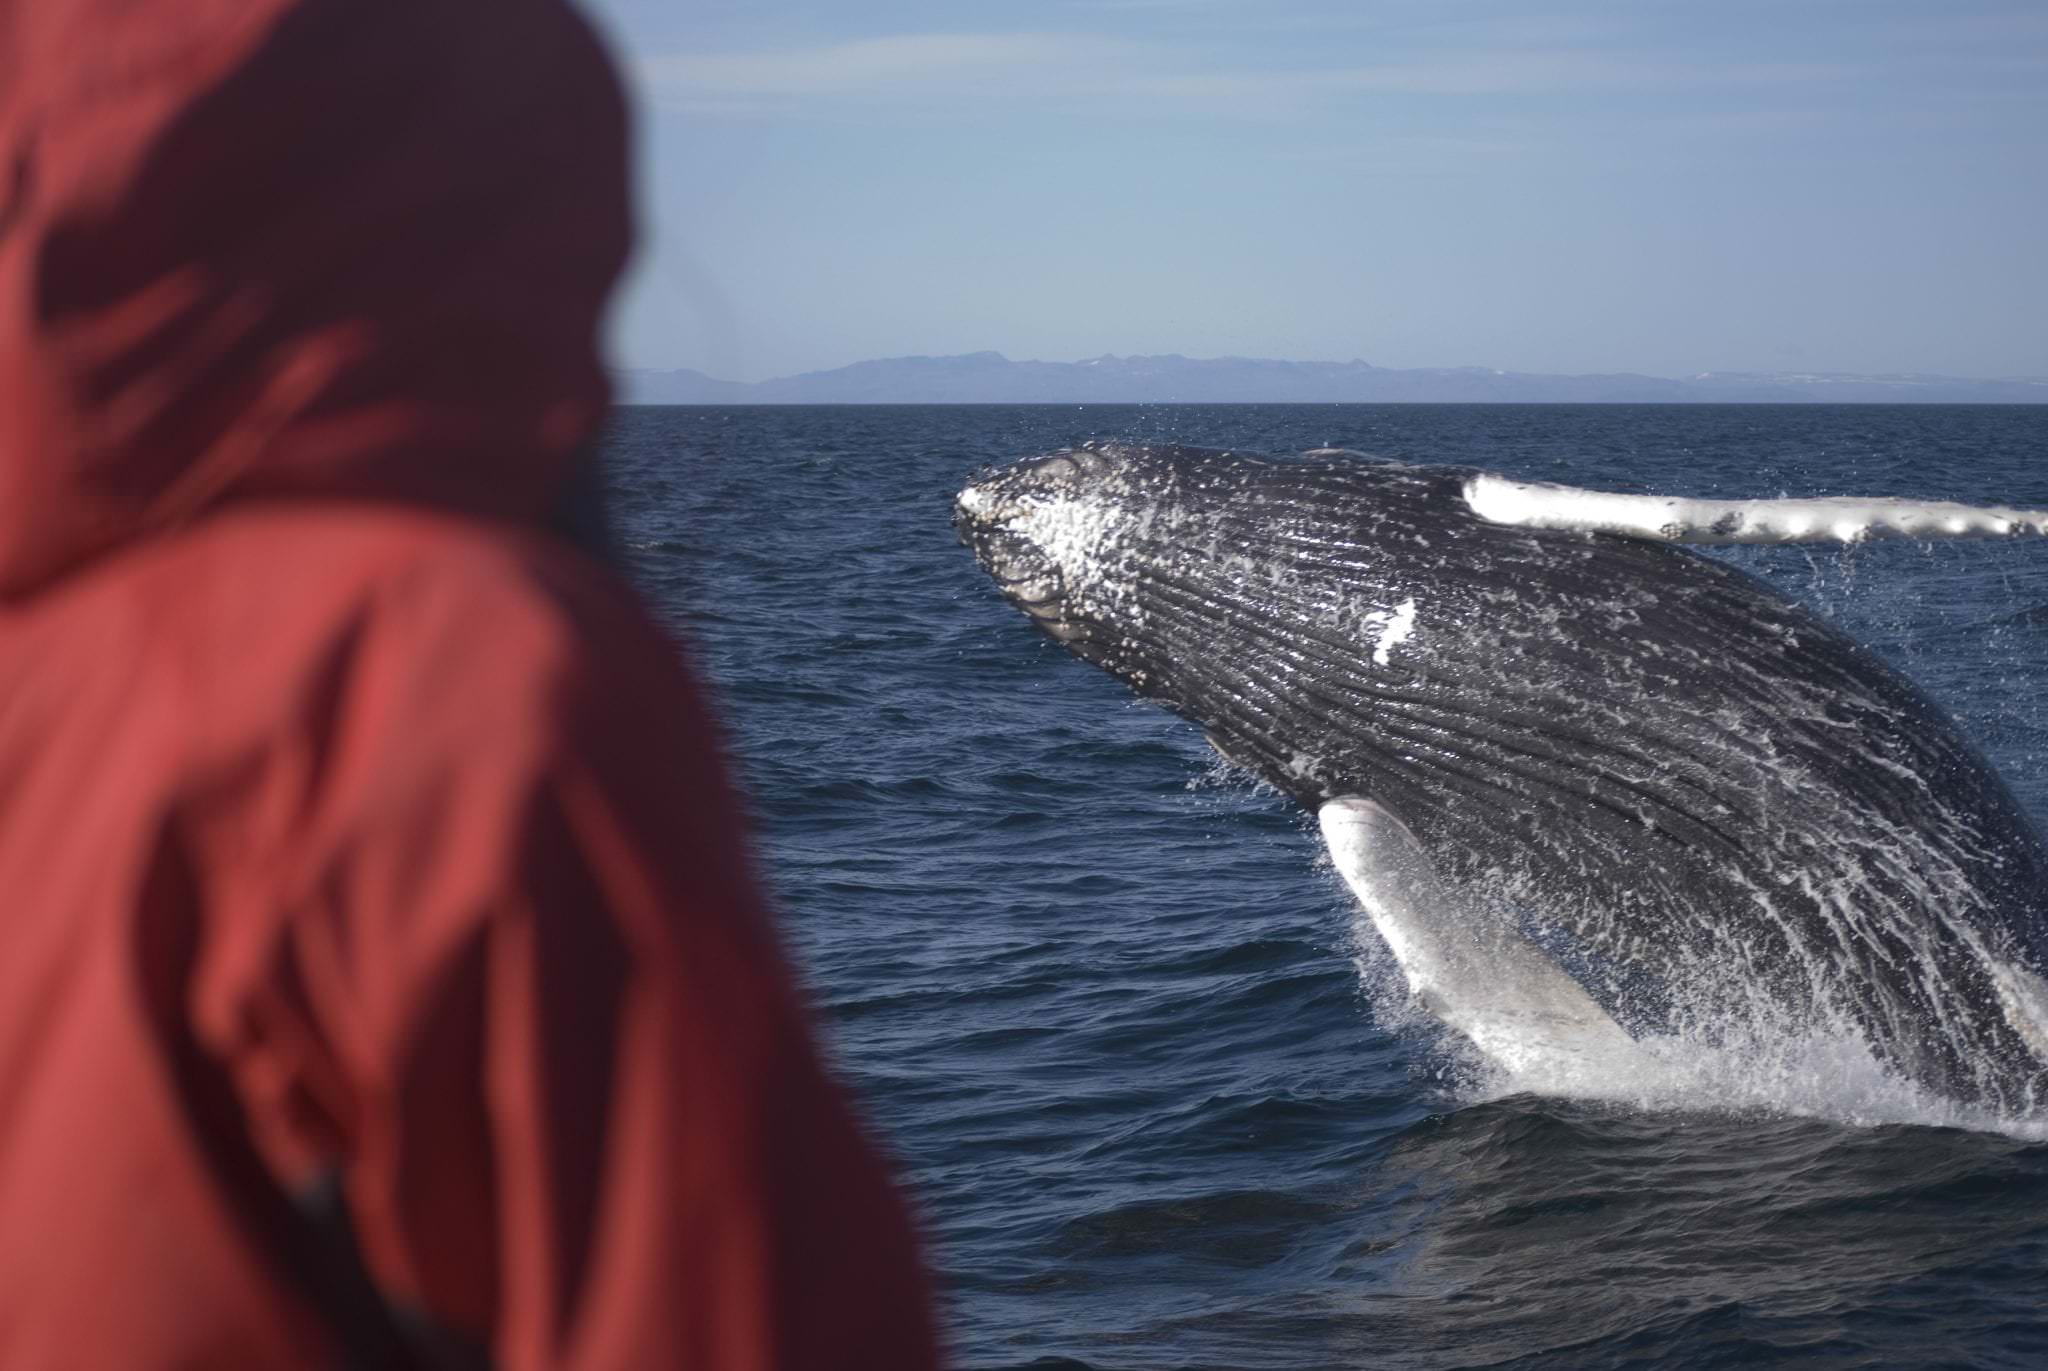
0 0 631 598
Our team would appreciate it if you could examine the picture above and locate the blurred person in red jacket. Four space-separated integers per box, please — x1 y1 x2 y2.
0 1 939 1366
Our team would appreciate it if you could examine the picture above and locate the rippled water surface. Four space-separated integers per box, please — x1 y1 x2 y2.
600 405 2048 1370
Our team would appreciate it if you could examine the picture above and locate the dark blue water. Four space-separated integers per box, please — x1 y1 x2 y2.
601 405 2048 1370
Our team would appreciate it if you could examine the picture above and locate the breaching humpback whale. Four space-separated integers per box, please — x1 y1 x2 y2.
955 443 2048 1115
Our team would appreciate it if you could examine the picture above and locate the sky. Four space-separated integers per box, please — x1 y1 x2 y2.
576 0 2048 383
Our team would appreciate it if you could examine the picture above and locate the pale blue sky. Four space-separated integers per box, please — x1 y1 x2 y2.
578 0 2047 383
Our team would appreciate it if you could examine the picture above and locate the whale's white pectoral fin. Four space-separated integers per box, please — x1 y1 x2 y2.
1464 472 2048 546
1319 796 1639 1075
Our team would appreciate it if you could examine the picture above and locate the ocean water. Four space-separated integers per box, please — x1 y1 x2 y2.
600 404 2048 1371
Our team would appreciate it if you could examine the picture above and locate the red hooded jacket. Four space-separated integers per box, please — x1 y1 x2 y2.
0 1 939 1366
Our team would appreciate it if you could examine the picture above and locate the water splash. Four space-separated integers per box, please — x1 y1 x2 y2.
1343 878 2048 1141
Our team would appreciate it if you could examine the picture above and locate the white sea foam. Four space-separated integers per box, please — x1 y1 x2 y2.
1340 876 2048 1141
1467 1028 2048 1141
1465 473 2048 545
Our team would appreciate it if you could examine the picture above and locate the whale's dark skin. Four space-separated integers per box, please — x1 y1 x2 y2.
956 442 2048 1114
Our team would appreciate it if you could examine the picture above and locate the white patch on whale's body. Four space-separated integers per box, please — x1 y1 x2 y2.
1318 796 1643 1081
1363 598 1417 666
1465 472 2048 545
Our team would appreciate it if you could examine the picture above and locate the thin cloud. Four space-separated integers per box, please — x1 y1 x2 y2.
1272 52 1851 97
640 33 1128 104
1063 0 1243 10
645 31 1871 119
1872 10 2048 46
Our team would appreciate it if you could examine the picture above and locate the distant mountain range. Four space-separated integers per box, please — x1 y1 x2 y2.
617 352 2048 405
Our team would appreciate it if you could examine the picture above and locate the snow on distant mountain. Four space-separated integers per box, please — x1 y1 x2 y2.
618 354 2048 405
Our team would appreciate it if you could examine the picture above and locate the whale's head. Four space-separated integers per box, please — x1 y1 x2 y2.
953 442 1186 668
953 443 1131 654
955 442 1462 804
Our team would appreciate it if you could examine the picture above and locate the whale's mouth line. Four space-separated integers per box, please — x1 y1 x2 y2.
977 538 1065 609
991 565 1056 594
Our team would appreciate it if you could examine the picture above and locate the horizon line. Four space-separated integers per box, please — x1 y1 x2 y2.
617 351 2048 388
